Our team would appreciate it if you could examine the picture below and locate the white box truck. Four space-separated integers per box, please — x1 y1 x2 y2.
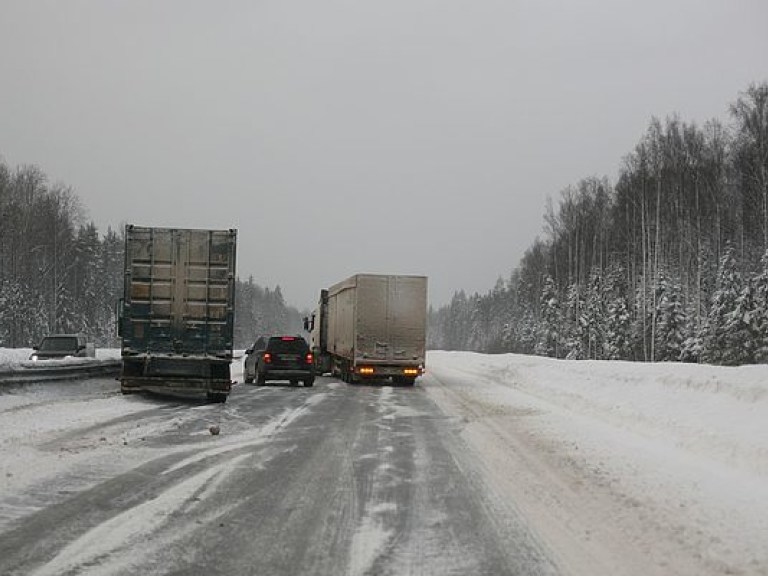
306 274 427 385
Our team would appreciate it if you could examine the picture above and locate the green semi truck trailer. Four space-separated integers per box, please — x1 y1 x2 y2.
118 225 237 402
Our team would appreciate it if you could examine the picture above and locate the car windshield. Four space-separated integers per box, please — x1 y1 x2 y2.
267 337 307 353
39 337 78 352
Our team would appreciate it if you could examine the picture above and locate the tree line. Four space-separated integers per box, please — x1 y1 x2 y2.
0 159 299 349
429 81 768 365
234 278 304 349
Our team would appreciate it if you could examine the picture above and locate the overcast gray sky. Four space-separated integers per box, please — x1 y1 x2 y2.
1 1 766 310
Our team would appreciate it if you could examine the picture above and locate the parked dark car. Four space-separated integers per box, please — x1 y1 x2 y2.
29 334 95 361
244 335 314 387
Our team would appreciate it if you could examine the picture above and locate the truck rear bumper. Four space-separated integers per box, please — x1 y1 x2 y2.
260 369 314 380
353 364 423 379
120 376 232 395
120 355 232 396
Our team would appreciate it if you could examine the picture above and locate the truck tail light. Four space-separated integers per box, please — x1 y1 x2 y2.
403 368 420 376
263 352 272 364
358 367 375 375
306 353 313 364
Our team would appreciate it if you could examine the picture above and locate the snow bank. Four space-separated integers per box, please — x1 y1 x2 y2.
0 347 120 371
96 348 121 360
430 352 768 477
0 348 33 369
426 351 768 576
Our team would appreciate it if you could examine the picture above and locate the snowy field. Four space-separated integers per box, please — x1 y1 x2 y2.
425 351 768 576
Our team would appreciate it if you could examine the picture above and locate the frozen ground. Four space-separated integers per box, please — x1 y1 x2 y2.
425 351 768 576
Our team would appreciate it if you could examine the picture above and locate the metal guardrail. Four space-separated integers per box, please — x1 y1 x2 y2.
0 359 121 385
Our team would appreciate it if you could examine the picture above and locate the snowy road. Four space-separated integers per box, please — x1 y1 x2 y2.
1 352 766 576
0 373 556 576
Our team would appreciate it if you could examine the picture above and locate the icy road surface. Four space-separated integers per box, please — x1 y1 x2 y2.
0 374 555 575
1 352 766 576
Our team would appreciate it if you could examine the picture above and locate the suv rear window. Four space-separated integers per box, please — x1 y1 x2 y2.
266 337 308 354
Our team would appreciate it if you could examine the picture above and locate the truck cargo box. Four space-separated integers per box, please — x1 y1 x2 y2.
323 274 427 383
119 225 237 401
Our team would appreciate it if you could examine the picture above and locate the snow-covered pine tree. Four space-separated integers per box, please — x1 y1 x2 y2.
486 278 512 353
518 309 538 355
632 275 654 361
680 300 706 363
96 226 124 346
725 280 758 365
583 270 604 359
0 281 10 345
705 246 750 365
467 294 487 352
73 223 101 336
602 263 632 360
535 275 561 358
752 251 768 362
654 271 687 361
563 282 584 360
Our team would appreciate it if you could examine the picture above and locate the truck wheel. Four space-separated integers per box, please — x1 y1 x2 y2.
207 393 228 403
304 378 314 387
256 374 266 386
244 376 254 384
290 379 299 386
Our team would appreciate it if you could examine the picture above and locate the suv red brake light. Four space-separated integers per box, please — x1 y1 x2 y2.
305 353 313 364
281 337 296 341
263 352 272 363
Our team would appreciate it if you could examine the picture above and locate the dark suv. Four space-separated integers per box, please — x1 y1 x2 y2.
29 334 95 361
244 336 314 387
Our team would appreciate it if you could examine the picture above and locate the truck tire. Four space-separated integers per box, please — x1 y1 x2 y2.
244 376 254 384
207 393 228 403
256 373 266 386
304 378 314 387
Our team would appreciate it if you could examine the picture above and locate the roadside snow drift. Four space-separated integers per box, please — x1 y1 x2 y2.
425 351 768 576
0 348 33 368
